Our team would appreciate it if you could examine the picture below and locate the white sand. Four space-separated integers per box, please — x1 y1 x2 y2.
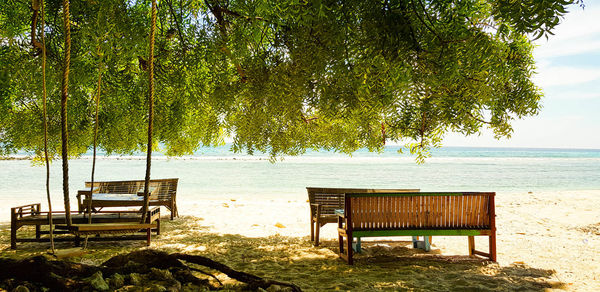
176 190 600 291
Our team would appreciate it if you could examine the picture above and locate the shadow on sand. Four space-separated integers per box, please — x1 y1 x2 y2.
0 217 564 291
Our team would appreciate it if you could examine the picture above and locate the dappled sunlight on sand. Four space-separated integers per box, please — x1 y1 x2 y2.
0 215 572 291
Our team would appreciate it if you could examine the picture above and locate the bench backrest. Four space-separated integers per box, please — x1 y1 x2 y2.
307 187 420 217
85 178 178 201
345 192 495 230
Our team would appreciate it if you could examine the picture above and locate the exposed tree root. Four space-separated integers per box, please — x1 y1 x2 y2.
0 249 302 292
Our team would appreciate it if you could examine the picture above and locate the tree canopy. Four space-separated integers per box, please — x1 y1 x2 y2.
0 0 582 161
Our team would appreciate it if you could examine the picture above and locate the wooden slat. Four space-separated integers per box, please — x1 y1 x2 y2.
466 195 473 227
57 222 155 232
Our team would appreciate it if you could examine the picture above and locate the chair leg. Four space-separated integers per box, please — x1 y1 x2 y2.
338 218 344 258
346 232 353 265
310 218 315 242
315 221 321 246
156 219 161 235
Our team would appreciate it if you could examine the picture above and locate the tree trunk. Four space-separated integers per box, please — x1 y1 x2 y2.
141 0 157 224
60 0 72 227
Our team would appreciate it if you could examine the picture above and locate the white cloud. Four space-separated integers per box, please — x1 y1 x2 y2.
443 115 600 149
545 91 600 100
535 39 600 59
533 66 600 87
534 5 600 59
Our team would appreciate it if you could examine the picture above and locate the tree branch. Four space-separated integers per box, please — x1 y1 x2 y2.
410 0 443 44
165 0 188 51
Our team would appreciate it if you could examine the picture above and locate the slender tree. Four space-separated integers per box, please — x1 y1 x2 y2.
141 0 158 223
39 0 55 253
60 0 72 226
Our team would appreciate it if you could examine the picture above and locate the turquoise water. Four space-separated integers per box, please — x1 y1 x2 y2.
1 146 599 220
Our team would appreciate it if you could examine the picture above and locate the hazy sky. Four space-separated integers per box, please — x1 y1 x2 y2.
443 3 600 149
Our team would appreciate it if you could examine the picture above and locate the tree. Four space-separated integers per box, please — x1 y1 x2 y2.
0 0 583 163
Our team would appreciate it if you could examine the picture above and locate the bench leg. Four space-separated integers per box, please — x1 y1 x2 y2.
353 237 362 253
468 236 475 257
156 219 161 235
147 228 151 246
36 224 41 239
412 236 431 251
489 233 497 262
10 222 18 250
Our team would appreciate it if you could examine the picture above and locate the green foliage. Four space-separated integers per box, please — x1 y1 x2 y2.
0 0 579 161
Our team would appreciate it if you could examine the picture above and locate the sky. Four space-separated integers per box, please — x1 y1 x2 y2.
443 3 600 149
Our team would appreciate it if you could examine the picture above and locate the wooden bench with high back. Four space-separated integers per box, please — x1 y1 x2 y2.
337 192 496 264
306 187 419 246
77 178 179 220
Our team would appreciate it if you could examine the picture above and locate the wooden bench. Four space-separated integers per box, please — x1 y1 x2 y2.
337 192 496 264
10 203 161 249
77 178 179 220
306 187 419 246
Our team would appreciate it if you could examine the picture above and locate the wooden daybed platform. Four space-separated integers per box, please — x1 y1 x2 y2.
10 203 161 249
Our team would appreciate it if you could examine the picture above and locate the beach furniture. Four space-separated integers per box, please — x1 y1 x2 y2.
337 192 497 264
306 187 419 246
10 203 161 249
77 178 179 220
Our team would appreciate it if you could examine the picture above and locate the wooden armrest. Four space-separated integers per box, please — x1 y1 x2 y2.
11 203 41 210
77 190 92 197
310 203 322 217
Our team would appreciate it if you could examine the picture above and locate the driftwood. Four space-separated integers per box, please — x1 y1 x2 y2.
0 250 302 292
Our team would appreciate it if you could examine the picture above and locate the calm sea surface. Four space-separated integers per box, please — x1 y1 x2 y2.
1 146 599 221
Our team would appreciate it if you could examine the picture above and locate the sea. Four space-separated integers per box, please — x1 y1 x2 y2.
1 146 599 222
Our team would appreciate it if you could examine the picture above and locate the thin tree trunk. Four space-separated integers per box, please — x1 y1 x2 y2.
84 47 103 249
141 0 157 223
40 0 55 253
60 0 72 227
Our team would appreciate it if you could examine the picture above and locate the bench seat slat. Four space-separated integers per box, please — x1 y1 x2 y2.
352 229 490 237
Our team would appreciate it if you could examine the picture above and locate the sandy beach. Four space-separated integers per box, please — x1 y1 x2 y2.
1 190 599 291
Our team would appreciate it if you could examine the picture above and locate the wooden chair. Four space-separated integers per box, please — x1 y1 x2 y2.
337 192 496 264
306 187 419 246
77 178 179 220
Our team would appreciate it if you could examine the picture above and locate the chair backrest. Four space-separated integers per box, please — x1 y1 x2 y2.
306 187 420 217
345 192 495 231
85 178 178 201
